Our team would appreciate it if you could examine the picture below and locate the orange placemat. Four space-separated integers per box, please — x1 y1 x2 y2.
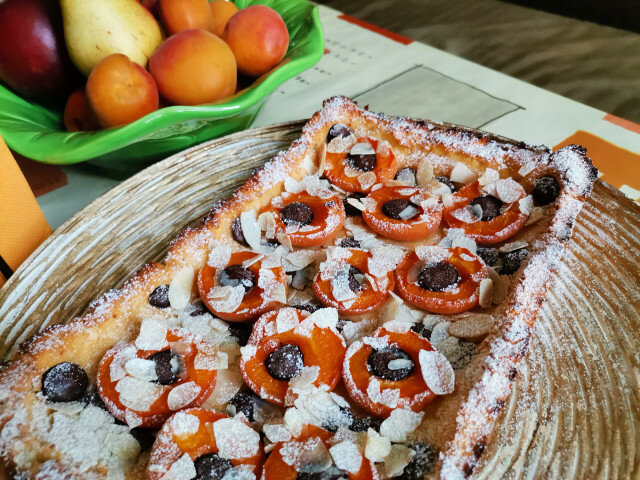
0 136 51 287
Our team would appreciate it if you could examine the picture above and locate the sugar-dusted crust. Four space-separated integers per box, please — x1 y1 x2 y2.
0 96 596 479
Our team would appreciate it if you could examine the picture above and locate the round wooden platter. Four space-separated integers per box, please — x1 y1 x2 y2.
0 121 638 479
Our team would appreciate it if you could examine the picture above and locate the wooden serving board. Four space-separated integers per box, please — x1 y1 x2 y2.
0 122 638 479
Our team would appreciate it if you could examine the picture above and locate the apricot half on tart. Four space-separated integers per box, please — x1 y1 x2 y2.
324 135 398 193
442 180 528 244
313 247 395 316
362 185 443 242
343 327 438 418
97 327 219 428
240 307 346 406
262 424 379 480
395 246 489 314
148 409 264 480
261 190 346 247
197 250 287 322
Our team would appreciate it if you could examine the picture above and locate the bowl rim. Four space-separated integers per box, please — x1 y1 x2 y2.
0 1 323 165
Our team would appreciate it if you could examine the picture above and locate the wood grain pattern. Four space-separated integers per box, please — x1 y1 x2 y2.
0 122 638 478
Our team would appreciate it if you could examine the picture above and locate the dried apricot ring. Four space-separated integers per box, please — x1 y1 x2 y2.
343 327 437 418
395 246 488 314
262 424 379 480
148 408 264 480
240 307 346 406
261 190 346 247
442 180 527 244
97 328 219 428
313 248 395 315
197 250 287 322
324 137 398 193
362 185 442 241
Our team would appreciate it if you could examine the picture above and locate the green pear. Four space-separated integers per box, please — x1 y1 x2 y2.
61 0 163 76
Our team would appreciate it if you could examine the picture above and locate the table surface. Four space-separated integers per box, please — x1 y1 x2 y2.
317 0 640 123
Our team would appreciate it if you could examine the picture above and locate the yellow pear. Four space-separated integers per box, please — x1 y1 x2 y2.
61 0 162 76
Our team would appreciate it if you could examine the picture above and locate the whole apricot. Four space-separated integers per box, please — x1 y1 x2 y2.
86 54 159 128
209 0 238 37
223 5 289 77
64 88 99 131
149 29 236 106
159 0 213 35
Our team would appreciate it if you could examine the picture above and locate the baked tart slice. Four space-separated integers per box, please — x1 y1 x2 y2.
0 96 596 479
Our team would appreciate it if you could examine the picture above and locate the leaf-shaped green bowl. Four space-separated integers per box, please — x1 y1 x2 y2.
0 0 323 172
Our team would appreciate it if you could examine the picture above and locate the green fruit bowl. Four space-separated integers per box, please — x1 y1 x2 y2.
0 0 323 172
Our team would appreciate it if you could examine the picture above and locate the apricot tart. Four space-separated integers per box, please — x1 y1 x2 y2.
0 97 596 479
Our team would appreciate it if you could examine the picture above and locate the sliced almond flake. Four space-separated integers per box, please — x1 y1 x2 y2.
376 139 391 156
171 411 201 437
379 409 424 442
398 205 419 220
368 245 405 278
429 321 451 348
495 178 525 203
124 358 157 382
208 244 232 270
346 197 366 212
162 453 196 480
284 176 304 194
449 163 476 184
271 196 285 209
135 319 168 351
263 424 292 444
125 410 143 429
384 444 413 478
526 206 546 225
329 442 362 473
441 192 454 207
433 183 452 196
344 164 361 178
395 168 417 186
115 377 163 412
209 285 245 313
240 210 262 251
276 308 300 333
242 254 264 269
258 211 277 239
167 382 201 410
358 172 377 191
478 168 500 186
317 143 326 175
194 351 228 371
388 359 413 370
168 267 195 310
364 428 391 462
498 241 529 253
370 183 383 192
327 134 357 154
419 350 455 395
361 197 377 213
416 156 434 186
110 345 138 382
240 345 257 361
518 162 537 177
518 195 534 216
282 437 332 473
213 417 260 460
449 314 494 340
364 273 379 292
451 205 481 224
415 245 449 263
276 233 293 252
366 378 399 408
350 142 375 155
479 278 493 308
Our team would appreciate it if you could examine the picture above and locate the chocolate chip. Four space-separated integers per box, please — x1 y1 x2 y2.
281 202 314 226
231 217 248 246
532 175 560 205
349 416 383 433
381 199 419 220
194 453 233 480
468 195 503 221
367 346 414 381
343 193 366 217
148 285 170 308
410 323 432 340
323 407 354 433
348 266 365 292
395 167 417 186
219 265 255 293
476 247 499 266
130 427 156 452
417 262 459 291
265 344 304 381
327 123 352 143
42 362 88 403
149 350 181 385
449 340 477 371
82 389 107 410
298 469 349 480
436 176 457 193
227 322 252 346
500 248 527 275
228 390 260 422
398 442 437 480
347 152 376 172
293 303 322 313
336 318 348 334
189 301 210 317
339 236 361 249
